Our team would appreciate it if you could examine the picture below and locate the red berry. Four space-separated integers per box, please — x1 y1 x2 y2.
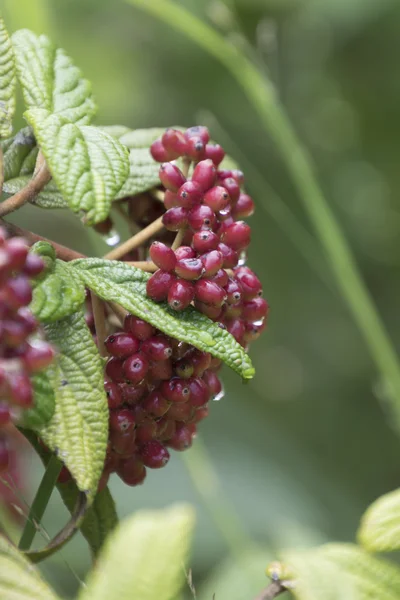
141 335 173 361
192 159 217 192
156 417 176 441
167 423 194 451
161 378 191 403
104 381 123 409
188 205 216 231
124 315 155 341
201 250 224 277
149 358 173 381
225 279 242 305
164 190 178 209
139 440 170 469
217 243 239 269
168 279 195 311
242 297 269 321
57 465 72 484
109 408 136 433
161 129 188 158
162 207 188 231
5 238 28 270
0 403 11 426
186 136 206 161
226 318 245 343
2 319 30 347
146 270 175 302
188 377 210 407
149 242 177 272
110 429 137 456
123 353 149 383
205 143 225 166
195 280 226 307
234 268 262 299
105 332 140 358
243 320 266 343
185 126 210 145
175 257 204 281
24 342 55 373
168 401 194 422
23 253 45 277
202 370 222 397
210 269 229 287
221 177 240 203
192 230 219 253
186 350 211 376
174 246 196 261
3 276 32 308
192 405 209 423
142 390 170 417
159 163 186 192
136 418 158 444
220 221 251 251
194 300 223 320
203 186 230 212
120 380 147 405
17 308 38 335
117 457 146 486
233 193 255 218
105 357 126 383
176 181 203 208
150 139 171 162
9 373 33 407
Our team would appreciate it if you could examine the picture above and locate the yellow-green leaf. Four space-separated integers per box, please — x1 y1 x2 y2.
80 505 195 600
0 16 16 137
0 534 59 600
358 488 400 552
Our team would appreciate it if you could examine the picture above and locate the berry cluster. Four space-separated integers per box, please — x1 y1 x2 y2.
103 314 223 487
147 126 268 346
0 228 55 474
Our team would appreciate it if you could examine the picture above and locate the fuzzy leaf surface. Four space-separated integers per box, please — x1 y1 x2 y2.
282 543 400 600
11 29 96 124
39 311 108 500
72 258 255 379
25 109 130 224
3 176 67 208
19 370 56 429
358 488 400 552
80 505 195 600
1 127 37 181
0 17 16 137
0 535 59 600
29 242 85 322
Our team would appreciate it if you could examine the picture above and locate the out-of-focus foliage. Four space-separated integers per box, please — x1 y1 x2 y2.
1 0 400 597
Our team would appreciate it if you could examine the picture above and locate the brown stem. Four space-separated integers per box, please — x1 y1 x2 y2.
0 154 51 217
126 260 157 272
103 215 164 260
171 228 186 251
107 302 128 324
0 219 85 261
253 582 286 600
91 295 108 356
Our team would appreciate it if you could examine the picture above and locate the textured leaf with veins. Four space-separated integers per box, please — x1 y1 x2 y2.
0 17 16 137
358 488 400 552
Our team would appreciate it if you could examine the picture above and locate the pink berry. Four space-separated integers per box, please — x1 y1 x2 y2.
174 246 196 261
176 181 203 208
231 170 245 185
24 342 55 373
162 207 188 231
188 205 216 231
161 378 191 403
192 159 217 192
139 440 170 468
8 373 33 407
203 186 230 212
201 250 224 277
0 403 11 426
159 163 186 192
217 243 239 268
161 129 188 158
225 279 242 305
234 268 262 299
150 139 171 162
141 336 173 361
149 241 177 272
123 353 149 383
205 143 225 166
168 279 195 311
175 257 204 281
4 276 32 308
109 408 136 433
186 136 206 161
220 221 251 251
146 270 175 301
124 315 155 341
5 237 28 270
185 126 210 145
23 253 45 277
195 280 226 307
233 193 255 218
192 230 219 253
164 190 178 209
242 297 269 322
210 269 229 287
221 177 240 203
105 332 140 358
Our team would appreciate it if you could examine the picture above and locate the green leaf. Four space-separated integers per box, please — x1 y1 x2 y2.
3 176 68 208
29 242 86 322
0 127 37 180
80 504 195 600
358 488 400 552
25 109 130 224
0 534 59 600
11 29 96 125
72 258 255 379
19 370 55 429
102 126 237 199
38 311 108 501
0 16 16 137
282 543 400 600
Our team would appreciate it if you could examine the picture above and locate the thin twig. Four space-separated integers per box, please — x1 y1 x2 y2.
0 154 51 217
171 228 186 251
0 220 85 261
253 582 286 600
151 189 165 203
103 215 164 260
126 260 157 272
107 302 128 324
91 295 108 356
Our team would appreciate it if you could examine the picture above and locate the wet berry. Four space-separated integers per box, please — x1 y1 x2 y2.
175 257 204 281
188 205 216 231
203 186 230 212
141 336 173 361
168 279 195 311
123 353 149 383
192 160 217 192
176 181 203 208
192 230 219 253
149 241 177 272
195 280 226 307
162 207 188 231
159 163 186 192
124 315 155 341
105 332 140 358
146 270 175 302
205 143 225 166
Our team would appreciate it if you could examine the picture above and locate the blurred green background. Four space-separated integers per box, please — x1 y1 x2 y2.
2 0 400 597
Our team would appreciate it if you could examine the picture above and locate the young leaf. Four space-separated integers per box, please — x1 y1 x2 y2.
0 17 16 137
38 311 109 501
358 488 400 552
79 505 195 600
282 543 400 600
19 370 56 429
71 258 255 379
11 29 96 125
3 176 68 209
25 109 130 224
29 242 86 322
0 127 37 181
0 534 59 600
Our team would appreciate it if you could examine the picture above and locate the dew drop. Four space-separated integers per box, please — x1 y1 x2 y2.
238 251 247 266
103 229 121 247
213 381 225 402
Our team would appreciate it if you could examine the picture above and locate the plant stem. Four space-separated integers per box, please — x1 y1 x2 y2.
103 215 164 260
126 260 157 272
126 0 400 428
18 454 62 552
91 294 108 356
171 228 185 251
254 582 286 600
0 156 51 217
